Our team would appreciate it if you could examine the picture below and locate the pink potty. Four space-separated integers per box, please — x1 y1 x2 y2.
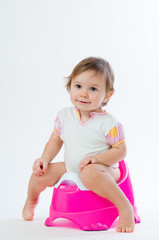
45 160 140 231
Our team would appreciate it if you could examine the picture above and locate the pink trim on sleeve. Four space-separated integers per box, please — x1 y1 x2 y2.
106 123 125 147
53 116 62 137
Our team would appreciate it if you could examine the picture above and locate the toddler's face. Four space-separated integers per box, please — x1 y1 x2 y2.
70 70 112 113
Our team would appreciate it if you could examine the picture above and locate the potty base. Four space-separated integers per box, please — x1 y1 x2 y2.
45 195 140 231
45 160 141 231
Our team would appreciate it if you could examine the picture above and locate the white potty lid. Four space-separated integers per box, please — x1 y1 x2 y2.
54 171 89 190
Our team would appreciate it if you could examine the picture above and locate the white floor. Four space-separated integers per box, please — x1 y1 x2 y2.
0 208 158 240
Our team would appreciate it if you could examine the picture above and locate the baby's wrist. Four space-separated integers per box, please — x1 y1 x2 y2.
95 154 112 167
41 154 51 163
95 154 107 165
94 154 102 164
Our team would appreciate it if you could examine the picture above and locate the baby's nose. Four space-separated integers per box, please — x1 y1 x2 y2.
80 89 88 98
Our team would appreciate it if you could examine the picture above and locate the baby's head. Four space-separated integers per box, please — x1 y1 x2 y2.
66 57 115 106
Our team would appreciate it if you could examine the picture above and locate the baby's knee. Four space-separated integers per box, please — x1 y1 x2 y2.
80 164 99 189
32 172 53 188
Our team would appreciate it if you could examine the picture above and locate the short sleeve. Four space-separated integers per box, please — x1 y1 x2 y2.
106 122 125 147
53 116 62 138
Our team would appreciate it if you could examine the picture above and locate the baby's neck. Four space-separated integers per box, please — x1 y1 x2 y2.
79 108 104 123
80 112 90 123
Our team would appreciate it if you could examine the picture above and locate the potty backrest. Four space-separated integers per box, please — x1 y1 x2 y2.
118 160 135 205
118 160 129 184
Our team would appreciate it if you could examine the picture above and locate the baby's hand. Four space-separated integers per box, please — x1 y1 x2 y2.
80 155 99 171
32 157 48 176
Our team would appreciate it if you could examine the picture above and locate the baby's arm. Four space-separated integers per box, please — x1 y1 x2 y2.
32 133 63 176
95 142 127 166
80 143 127 170
80 122 126 170
95 122 127 166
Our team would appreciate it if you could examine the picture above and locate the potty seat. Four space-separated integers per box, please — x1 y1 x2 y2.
45 160 140 231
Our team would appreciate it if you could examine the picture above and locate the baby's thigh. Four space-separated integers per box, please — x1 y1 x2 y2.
81 163 120 184
44 162 67 187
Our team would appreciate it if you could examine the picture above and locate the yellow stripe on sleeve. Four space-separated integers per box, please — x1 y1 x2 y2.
112 139 125 147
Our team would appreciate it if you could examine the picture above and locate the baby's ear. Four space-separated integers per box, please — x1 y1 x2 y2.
103 90 114 103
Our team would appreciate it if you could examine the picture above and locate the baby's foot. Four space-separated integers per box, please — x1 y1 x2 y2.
116 205 135 233
22 198 38 221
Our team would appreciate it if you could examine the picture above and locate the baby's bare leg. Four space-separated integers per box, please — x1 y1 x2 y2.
81 164 135 233
22 162 66 221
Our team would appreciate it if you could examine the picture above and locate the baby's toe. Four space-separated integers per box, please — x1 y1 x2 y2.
126 225 134 233
116 224 134 233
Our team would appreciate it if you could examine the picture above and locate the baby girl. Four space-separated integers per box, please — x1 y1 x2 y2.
22 57 135 233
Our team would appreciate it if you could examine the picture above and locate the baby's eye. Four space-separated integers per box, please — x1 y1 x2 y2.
75 84 81 89
90 87 97 91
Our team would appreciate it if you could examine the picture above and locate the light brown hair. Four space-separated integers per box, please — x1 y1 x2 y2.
65 57 115 106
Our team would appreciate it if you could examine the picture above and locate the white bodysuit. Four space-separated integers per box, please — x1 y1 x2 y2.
54 107 125 175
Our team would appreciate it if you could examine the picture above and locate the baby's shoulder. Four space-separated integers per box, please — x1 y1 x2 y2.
103 112 118 124
99 112 119 133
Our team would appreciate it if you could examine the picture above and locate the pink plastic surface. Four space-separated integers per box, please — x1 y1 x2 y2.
45 160 141 231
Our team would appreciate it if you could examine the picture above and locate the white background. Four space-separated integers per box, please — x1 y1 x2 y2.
0 0 159 239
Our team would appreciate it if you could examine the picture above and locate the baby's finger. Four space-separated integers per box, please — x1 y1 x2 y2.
42 162 48 172
33 165 41 174
33 162 39 172
80 161 85 170
84 159 91 166
34 170 43 177
33 170 39 176
36 162 44 173
80 159 89 170
91 158 97 164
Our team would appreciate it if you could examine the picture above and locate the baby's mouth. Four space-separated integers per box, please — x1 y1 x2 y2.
78 100 90 104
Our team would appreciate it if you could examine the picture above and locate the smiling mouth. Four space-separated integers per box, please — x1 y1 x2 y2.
78 100 90 104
